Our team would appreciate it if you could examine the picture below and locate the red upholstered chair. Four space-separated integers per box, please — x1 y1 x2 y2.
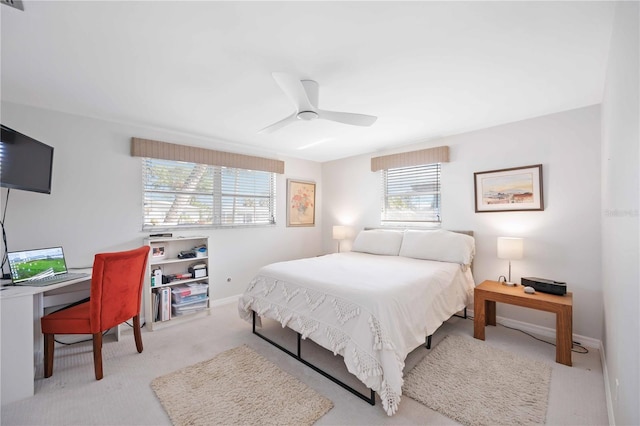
40 246 149 380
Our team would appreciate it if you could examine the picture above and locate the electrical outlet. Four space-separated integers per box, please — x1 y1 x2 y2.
615 378 620 402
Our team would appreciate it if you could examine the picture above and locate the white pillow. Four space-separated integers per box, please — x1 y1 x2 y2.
399 229 475 265
351 229 404 256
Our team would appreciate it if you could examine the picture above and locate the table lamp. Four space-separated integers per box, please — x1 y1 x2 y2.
333 225 348 253
497 237 523 286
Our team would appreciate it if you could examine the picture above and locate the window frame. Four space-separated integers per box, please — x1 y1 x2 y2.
142 158 276 230
380 163 442 225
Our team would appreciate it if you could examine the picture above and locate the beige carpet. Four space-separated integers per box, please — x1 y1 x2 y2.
151 345 333 426
403 335 552 426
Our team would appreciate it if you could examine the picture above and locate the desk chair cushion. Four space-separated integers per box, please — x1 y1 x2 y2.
41 302 91 335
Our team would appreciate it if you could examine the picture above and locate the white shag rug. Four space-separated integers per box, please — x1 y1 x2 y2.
403 335 552 426
151 345 333 426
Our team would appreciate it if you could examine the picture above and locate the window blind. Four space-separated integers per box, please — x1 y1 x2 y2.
381 163 441 223
142 158 275 230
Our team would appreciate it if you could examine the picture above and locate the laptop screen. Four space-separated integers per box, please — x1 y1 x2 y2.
7 247 68 283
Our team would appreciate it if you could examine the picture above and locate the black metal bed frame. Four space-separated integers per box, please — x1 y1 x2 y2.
251 307 467 406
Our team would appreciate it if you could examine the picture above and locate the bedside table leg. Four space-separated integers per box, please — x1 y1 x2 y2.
556 306 573 366
474 294 486 340
486 300 496 326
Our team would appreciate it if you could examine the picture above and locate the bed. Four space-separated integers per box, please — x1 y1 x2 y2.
238 229 475 416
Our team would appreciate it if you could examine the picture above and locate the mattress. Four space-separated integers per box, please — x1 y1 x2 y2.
238 251 475 415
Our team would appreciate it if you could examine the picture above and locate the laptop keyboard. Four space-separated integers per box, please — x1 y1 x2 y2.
17 273 90 286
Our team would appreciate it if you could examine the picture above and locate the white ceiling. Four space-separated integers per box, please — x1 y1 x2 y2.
1 1 615 162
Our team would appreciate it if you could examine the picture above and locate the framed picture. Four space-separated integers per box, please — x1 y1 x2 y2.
474 164 544 212
151 245 166 258
287 179 316 227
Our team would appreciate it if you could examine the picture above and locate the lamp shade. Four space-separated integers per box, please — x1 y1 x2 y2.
497 237 523 260
332 225 348 240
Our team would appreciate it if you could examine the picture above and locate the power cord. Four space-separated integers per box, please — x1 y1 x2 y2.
125 320 146 329
48 298 91 345
1 189 11 280
47 298 114 346
50 297 90 313
465 315 589 354
54 321 145 345
54 329 111 346
39 289 146 346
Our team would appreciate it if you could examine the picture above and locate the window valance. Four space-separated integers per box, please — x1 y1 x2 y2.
131 137 285 174
371 146 449 172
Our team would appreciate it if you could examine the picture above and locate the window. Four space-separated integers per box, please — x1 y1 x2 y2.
143 158 275 229
381 163 441 224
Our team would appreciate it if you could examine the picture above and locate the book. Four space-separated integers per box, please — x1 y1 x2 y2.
160 287 171 321
153 291 160 322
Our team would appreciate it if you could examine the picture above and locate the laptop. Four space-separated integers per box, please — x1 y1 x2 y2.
7 246 90 286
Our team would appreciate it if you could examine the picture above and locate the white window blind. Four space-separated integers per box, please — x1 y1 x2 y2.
381 163 441 224
143 158 275 229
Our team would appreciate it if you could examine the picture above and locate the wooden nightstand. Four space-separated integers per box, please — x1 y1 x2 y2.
473 280 573 366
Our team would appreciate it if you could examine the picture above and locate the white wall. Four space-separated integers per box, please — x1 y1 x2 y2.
3 100 606 340
322 105 602 340
600 2 639 425
0 102 323 301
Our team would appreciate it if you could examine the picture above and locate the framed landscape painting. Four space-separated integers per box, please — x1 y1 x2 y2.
287 179 316 226
474 164 544 212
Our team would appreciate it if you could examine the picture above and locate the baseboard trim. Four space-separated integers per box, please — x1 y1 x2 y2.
466 309 601 349
600 340 615 425
210 294 241 307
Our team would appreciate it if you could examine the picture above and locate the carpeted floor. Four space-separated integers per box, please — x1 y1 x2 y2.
151 345 333 426
403 335 551 426
0 301 608 425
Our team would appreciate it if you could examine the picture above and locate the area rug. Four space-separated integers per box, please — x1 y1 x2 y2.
402 335 551 426
151 345 333 426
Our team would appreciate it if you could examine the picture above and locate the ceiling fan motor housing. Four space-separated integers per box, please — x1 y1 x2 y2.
297 111 318 121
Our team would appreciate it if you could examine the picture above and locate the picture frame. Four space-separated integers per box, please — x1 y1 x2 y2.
287 179 316 227
474 164 544 212
151 245 166 258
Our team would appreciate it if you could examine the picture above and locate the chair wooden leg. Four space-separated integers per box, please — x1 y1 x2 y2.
44 333 54 378
92 332 103 380
133 315 143 353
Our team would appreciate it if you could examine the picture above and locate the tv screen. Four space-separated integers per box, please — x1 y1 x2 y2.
0 125 54 194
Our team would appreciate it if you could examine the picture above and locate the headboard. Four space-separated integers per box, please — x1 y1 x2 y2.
363 227 472 236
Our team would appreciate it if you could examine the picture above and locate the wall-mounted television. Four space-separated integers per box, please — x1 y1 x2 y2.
0 125 54 194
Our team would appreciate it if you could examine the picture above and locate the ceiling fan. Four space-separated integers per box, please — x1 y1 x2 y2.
259 72 377 134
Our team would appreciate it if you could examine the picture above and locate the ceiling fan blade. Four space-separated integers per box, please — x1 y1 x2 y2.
301 80 319 108
316 109 377 127
272 72 314 112
258 112 298 134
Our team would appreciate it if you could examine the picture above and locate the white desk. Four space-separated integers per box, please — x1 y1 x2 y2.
0 272 92 405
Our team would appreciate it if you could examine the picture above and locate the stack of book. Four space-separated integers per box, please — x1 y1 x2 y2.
152 287 172 322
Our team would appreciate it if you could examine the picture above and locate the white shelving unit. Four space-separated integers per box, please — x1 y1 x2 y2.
143 236 210 331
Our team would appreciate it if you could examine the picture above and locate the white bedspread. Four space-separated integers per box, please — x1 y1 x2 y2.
238 252 475 415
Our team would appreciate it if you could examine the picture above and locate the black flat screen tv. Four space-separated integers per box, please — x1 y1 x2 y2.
0 125 54 194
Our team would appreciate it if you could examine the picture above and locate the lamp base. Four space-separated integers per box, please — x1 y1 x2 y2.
502 281 517 286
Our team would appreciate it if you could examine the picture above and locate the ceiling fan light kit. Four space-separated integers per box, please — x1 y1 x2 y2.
259 72 377 133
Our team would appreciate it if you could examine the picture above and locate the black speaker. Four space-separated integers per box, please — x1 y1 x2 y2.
521 277 567 295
